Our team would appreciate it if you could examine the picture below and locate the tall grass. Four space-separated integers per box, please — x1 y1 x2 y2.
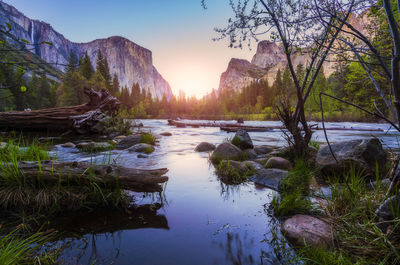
140 132 156 145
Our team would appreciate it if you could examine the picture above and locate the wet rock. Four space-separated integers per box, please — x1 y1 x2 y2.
61 142 76 148
232 129 253 150
281 215 333 248
265 157 292 170
250 169 288 190
137 154 149 158
254 145 274 156
114 135 127 141
243 149 257 160
367 178 391 190
243 161 264 171
211 142 243 163
116 135 142 149
226 160 248 174
128 143 155 154
375 195 400 232
316 138 386 179
160 132 172 136
38 136 62 142
195 142 216 152
252 157 268 166
76 142 111 152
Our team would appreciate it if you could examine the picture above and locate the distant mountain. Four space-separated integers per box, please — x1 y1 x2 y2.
0 1 173 99
218 13 368 93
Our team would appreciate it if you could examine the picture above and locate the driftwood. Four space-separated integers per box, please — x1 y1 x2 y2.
1 161 168 192
168 120 384 132
0 87 120 134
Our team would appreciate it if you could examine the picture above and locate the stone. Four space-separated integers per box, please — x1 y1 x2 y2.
281 215 333 248
226 160 249 174
116 135 142 149
232 129 254 150
316 138 387 179
265 157 292 170
211 142 243 163
195 142 216 152
160 132 172 136
375 195 400 232
250 169 288 190
237 118 244 124
254 145 274 156
243 161 264 171
0 142 7 149
77 142 111 152
61 142 76 148
137 154 148 158
114 135 127 141
366 178 391 190
128 143 155 154
243 149 257 160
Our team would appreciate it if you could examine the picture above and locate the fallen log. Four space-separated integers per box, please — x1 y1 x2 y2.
1 161 169 192
168 120 384 132
0 87 120 133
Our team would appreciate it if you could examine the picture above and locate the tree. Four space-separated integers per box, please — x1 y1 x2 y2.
79 51 94 80
111 73 120 96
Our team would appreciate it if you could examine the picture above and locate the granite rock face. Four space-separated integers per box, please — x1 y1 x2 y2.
0 1 172 99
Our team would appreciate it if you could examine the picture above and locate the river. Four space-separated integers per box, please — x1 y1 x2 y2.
52 120 399 265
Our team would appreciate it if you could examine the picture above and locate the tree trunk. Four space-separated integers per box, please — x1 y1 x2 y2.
0 87 120 134
1 161 169 192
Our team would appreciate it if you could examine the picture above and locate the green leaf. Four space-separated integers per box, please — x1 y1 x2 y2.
5 22 11 31
20 86 27 93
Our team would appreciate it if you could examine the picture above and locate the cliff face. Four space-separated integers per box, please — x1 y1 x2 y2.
0 1 172 99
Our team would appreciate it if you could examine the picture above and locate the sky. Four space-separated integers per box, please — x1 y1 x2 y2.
5 0 257 98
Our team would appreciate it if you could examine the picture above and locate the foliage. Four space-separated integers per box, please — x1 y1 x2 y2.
140 132 156 145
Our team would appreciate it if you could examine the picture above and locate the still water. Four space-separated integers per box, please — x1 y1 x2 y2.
53 120 399 265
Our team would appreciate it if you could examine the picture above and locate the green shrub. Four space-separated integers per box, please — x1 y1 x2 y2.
140 133 156 145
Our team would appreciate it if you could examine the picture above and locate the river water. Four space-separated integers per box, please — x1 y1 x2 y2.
53 120 399 265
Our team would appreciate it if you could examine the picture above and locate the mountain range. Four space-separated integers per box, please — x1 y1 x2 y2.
0 0 173 99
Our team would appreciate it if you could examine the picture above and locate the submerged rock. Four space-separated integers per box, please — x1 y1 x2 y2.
281 215 333 248
195 142 216 152
160 132 172 136
211 142 243 163
232 129 254 150
316 138 386 179
116 135 142 149
250 169 288 190
265 157 292 171
61 142 76 148
128 143 155 154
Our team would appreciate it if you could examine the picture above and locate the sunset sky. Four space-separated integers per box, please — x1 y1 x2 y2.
6 0 257 98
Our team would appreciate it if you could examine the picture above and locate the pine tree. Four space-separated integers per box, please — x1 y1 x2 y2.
65 50 77 74
111 73 120 96
79 51 94 80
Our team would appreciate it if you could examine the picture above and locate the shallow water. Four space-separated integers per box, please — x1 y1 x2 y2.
53 119 399 265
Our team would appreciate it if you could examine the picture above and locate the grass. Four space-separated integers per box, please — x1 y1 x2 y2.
0 228 59 265
272 159 314 217
215 160 255 184
140 132 156 145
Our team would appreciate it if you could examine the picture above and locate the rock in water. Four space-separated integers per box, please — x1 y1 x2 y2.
254 145 273 156
265 157 292 170
281 215 333 248
232 129 254 150
316 138 386 179
116 135 142 149
61 142 76 148
195 142 216 152
211 142 243 163
128 143 155 154
243 149 257 159
250 169 288 190
160 132 172 136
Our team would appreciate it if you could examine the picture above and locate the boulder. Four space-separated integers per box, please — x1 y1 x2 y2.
232 129 253 150
254 145 274 156
226 160 249 174
116 135 142 149
128 143 155 154
243 161 264 171
316 138 387 179
114 135 127 141
243 149 257 160
281 215 333 248
250 169 288 190
216 160 249 184
160 132 172 136
265 157 292 170
195 142 216 152
61 142 76 148
211 142 243 163
375 195 400 232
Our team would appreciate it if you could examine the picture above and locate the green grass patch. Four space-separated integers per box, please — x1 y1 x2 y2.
215 160 255 184
140 133 156 145
272 159 314 217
